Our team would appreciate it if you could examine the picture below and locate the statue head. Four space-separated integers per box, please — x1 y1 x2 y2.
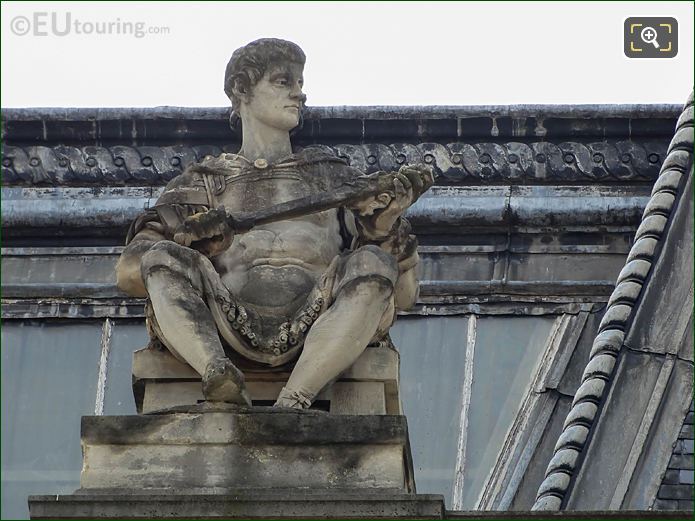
224 38 306 133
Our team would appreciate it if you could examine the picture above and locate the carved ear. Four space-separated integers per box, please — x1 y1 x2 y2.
232 81 250 103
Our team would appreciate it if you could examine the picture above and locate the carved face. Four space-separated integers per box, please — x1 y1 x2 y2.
240 62 305 132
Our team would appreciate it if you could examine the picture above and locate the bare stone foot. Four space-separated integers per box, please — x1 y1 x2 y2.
202 358 252 406
273 386 313 410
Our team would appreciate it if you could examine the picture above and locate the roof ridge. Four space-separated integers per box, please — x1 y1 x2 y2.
532 90 695 511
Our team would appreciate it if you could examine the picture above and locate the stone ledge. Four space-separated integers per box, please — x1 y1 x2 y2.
28 494 693 520
28 491 445 519
81 409 408 445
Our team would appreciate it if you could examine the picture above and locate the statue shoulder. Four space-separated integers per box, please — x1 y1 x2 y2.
198 152 246 171
295 145 347 166
158 162 205 192
156 162 211 207
158 152 243 202
295 146 362 183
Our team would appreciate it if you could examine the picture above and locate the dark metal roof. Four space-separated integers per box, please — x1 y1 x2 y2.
1 105 681 146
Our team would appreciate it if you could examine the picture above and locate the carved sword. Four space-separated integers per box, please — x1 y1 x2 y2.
173 168 435 246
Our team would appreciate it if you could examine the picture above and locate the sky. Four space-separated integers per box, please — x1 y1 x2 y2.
1 1 693 108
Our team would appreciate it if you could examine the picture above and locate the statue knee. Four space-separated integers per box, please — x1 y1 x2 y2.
336 275 394 306
140 240 199 282
350 245 398 284
335 245 398 300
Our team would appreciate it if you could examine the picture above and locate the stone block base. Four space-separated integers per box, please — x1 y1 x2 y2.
77 406 416 492
29 491 445 519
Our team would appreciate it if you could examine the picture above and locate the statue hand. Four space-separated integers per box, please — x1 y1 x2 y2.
354 164 434 239
397 164 435 203
173 206 235 256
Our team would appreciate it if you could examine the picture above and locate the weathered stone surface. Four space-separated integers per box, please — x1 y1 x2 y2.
29 491 445 519
141 380 390 415
30 494 695 519
28 408 434 519
79 410 415 493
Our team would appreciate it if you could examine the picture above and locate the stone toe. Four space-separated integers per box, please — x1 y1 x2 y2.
202 358 252 406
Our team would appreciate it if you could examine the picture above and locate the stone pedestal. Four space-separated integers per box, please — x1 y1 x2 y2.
28 407 445 519
133 344 402 415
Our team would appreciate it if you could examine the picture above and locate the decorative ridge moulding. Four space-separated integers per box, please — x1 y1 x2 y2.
1 105 680 144
531 91 694 511
1 104 682 121
1 141 667 187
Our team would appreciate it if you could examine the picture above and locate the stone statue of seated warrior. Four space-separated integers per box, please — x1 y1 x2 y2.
115 38 433 410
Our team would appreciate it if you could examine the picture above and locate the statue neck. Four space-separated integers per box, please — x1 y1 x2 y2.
238 119 292 164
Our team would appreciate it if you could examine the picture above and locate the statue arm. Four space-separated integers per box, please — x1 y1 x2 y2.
115 211 166 297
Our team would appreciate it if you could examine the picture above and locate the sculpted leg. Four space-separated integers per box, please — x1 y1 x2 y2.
141 241 251 405
275 246 398 408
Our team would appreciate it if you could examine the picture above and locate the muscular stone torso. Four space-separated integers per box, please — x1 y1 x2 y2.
211 167 344 318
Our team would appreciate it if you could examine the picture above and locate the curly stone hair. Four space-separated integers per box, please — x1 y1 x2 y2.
224 38 306 132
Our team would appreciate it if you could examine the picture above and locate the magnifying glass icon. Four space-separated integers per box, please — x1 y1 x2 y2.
640 26 660 48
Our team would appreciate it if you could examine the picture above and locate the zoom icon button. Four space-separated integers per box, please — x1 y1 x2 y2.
625 17 678 58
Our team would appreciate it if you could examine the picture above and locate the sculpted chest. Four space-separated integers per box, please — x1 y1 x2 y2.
212 163 344 238
208 164 344 273
211 163 328 215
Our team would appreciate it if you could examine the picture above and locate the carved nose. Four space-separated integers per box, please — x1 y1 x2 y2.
290 85 306 103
